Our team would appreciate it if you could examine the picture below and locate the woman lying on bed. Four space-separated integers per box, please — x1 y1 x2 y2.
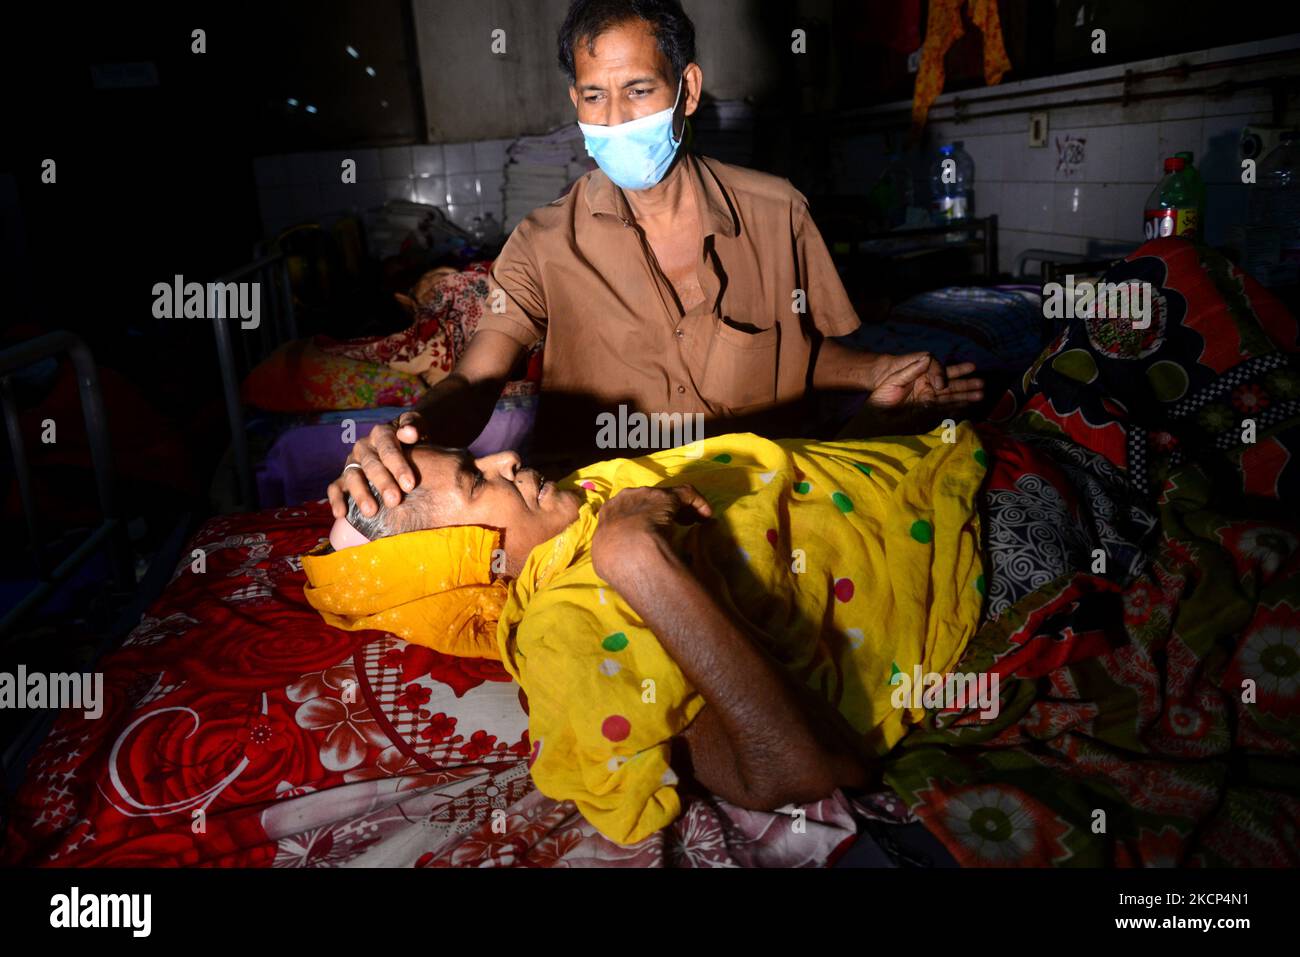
302 427 988 845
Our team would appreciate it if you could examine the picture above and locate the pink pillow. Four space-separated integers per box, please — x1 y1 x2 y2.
329 516 371 551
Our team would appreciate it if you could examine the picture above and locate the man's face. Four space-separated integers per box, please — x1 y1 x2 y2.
402 446 582 574
569 18 692 128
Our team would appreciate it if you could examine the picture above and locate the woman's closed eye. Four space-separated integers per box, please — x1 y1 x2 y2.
454 448 488 499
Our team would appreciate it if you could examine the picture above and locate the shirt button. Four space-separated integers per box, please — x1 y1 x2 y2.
675 328 684 339
677 385 686 394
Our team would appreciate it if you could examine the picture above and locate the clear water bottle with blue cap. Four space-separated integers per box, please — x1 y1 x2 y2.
929 141 975 227
1247 131 1300 284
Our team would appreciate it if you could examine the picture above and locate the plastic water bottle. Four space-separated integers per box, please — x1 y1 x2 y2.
1248 131 1300 282
929 142 975 226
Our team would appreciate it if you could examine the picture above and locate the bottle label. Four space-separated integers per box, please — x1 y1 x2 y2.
1144 207 1198 240
933 195 968 222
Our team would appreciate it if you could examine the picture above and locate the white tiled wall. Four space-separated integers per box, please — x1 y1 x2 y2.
925 105 1279 272
254 119 754 244
830 36 1300 278
254 139 511 239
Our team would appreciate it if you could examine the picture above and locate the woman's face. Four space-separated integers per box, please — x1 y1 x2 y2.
403 446 583 575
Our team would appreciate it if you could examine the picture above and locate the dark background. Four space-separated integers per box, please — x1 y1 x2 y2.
0 0 1297 621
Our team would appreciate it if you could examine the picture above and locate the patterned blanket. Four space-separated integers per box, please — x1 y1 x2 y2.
882 238 1300 866
0 502 889 867
835 285 1052 375
240 262 541 413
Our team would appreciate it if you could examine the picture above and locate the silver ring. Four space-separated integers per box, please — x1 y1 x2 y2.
343 463 364 474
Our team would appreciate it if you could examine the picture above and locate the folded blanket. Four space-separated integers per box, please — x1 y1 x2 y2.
884 238 1300 866
496 426 988 844
836 286 1052 374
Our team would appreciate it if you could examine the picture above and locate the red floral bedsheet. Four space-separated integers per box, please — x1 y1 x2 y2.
2 504 876 867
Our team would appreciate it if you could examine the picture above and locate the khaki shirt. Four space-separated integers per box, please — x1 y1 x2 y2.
478 151 861 467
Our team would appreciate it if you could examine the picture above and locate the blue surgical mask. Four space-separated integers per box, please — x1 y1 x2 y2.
578 77 684 191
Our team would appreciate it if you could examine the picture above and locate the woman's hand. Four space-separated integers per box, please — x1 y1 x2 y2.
591 484 712 583
592 484 858 811
326 411 429 519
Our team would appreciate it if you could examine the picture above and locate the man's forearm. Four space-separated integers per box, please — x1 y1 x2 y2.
409 371 503 447
602 535 843 805
812 338 880 391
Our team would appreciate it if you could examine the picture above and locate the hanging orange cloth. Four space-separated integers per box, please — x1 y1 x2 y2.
911 0 1012 136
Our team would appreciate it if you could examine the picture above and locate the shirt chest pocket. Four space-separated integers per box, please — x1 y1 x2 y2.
697 317 779 412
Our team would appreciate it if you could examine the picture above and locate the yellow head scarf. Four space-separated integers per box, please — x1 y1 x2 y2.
301 524 507 659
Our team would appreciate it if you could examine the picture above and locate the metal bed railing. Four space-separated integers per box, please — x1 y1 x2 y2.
210 250 297 511
1014 248 1131 282
854 215 1000 281
0 331 133 639
813 203 1000 283
1 333 203 815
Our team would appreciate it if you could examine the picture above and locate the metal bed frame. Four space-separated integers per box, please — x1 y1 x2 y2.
0 331 142 812
210 249 297 511
855 215 1000 281
1014 248 1128 282
0 332 134 638
811 201 1000 282
207 207 467 513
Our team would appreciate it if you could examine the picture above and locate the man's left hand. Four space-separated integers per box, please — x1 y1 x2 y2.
866 352 984 411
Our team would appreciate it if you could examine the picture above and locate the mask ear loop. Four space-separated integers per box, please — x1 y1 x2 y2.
670 75 686 145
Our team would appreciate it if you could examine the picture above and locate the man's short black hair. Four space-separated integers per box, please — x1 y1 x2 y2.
557 0 696 85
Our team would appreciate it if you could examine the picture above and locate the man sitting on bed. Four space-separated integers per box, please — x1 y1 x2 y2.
327 0 983 525
305 424 988 845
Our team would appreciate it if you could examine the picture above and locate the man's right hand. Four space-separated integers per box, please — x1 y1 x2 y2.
327 411 429 518
324 329 525 517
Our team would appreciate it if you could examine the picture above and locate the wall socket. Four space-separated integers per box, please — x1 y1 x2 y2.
1029 112 1048 147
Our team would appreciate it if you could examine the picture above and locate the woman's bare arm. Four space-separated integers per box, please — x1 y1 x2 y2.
595 510 869 810
677 692 872 809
